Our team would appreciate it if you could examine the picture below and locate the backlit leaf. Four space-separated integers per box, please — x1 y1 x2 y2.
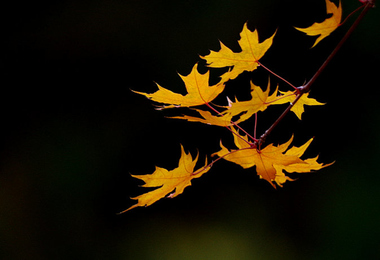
295 0 342 48
120 145 210 213
201 23 276 83
169 108 234 127
212 128 332 188
132 63 225 109
271 90 325 119
221 80 283 123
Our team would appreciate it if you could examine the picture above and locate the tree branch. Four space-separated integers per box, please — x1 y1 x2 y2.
258 0 375 147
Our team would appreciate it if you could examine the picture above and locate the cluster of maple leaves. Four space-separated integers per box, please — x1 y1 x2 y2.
121 0 346 213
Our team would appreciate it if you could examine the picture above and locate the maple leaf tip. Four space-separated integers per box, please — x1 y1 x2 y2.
323 160 335 168
117 204 137 214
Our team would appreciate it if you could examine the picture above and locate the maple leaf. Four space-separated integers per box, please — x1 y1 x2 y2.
271 90 325 119
221 80 282 123
212 128 331 188
132 63 225 109
295 0 342 48
201 22 276 83
169 108 235 127
120 145 210 212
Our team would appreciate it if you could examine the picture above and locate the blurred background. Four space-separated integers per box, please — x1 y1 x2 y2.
1 0 379 259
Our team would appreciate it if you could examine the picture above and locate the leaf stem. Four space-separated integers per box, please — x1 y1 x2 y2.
339 4 364 27
254 113 258 140
258 94 301 147
204 102 258 144
258 62 298 90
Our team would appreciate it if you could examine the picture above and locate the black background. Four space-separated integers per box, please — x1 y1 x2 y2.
1 0 379 259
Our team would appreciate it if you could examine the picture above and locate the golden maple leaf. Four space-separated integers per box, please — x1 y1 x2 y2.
120 145 210 213
212 128 332 188
132 63 225 109
169 108 235 127
271 90 325 119
221 80 281 123
295 0 342 48
201 22 276 83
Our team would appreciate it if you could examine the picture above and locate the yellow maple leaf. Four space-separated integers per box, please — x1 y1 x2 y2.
132 63 225 109
212 128 331 188
221 80 281 123
120 145 210 212
271 90 325 119
201 22 276 83
169 108 234 127
295 0 342 48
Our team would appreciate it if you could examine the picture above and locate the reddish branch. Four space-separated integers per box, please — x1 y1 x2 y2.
257 0 375 147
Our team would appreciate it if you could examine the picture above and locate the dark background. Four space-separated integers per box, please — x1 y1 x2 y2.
1 0 379 259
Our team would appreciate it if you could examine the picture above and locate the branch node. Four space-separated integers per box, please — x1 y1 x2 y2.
361 0 376 8
296 85 308 94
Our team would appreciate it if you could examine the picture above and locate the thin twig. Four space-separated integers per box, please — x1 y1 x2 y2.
258 62 298 90
204 102 257 144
